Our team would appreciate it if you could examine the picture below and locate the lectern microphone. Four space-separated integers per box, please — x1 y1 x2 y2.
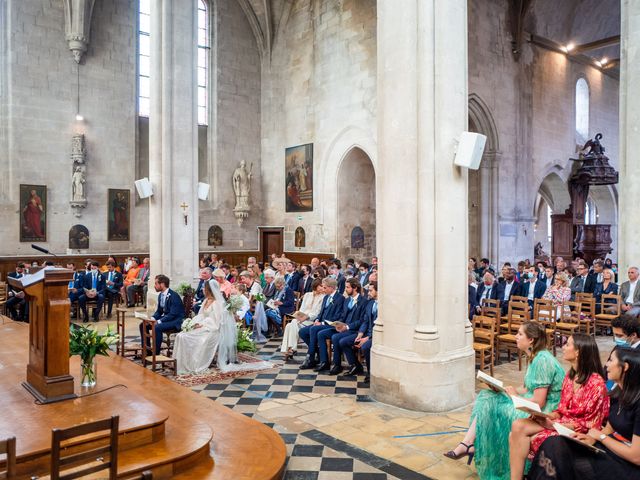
31 244 58 257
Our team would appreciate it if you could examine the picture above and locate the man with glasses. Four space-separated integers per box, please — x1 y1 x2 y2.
620 267 640 313
570 263 590 300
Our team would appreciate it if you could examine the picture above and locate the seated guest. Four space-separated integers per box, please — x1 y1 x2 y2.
212 268 233 298
125 257 150 307
542 272 571 317
619 266 640 313
220 263 234 283
443 321 564 480
230 283 250 322
569 264 586 300
515 261 526 282
318 278 367 374
139 274 184 355
67 262 84 305
285 261 301 292
6 262 27 321
102 260 123 318
358 263 370 288
468 271 478 319
265 277 295 336
497 267 519 315
297 265 313 294
262 269 277 299
280 278 325 361
338 281 378 379
543 265 555 290
192 267 213 313
122 257 141 303
528 346 640 479
475 271 499 312
328 260 346 294
583 259 603 294
299 277 345 370
612 314 640 349
100 256 121 273
78 260 106 323
519 266 547 309
595 267 619 313
239 270 262 297
509 333 609 479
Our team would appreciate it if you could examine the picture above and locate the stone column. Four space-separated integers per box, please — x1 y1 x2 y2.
372 0 474 412
619 0 640 272
149 0 199 284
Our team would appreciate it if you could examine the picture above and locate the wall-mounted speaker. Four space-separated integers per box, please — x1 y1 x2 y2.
454 132 487 170
134 177 153 199
198 182 210 201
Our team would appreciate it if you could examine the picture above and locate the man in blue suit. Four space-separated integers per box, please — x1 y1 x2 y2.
66 262 84 304
102 260 123 318
341 281 378 381
78 260 106 323
475 271 499 313
519 266 547 308
139 274 184 354
496 267 520 315
6 262 27 321
265 277 295 336
323 278 367 374
299 277 345 370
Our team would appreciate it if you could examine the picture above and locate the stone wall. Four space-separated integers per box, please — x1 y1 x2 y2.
260 0 377 257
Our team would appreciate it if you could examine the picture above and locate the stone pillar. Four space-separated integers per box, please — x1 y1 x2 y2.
372 0 475 412
619 0 640 272
149 0 199 284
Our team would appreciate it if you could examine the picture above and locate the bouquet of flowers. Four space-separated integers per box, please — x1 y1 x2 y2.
237 324 257 352
254 292 266 303
226 294 245 313
69 324 119 386
181 317 198 333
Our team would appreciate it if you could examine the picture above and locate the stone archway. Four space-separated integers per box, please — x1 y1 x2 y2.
336 147 376 260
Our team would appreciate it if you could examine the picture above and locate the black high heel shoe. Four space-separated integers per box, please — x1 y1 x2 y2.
443 442 474 465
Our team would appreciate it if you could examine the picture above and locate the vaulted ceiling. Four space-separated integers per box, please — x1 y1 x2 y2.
236 0 293 58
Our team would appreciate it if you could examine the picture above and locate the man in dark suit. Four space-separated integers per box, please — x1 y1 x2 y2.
192 267 213 314
519 266 547 308
583 260 603 294
496 267 519 315
285 261 301 293
6 262 27 321
262 270 277 299
66 262 84 304
78 260 106 323
319 278 367 374
475 272 499 312
570 264 589 300
139 274 184 354
102 260 123 318
329 260 346 295
297 265 313 294
266 277 295 336
357 263 370 288
542 266 555 291
299 277 345 369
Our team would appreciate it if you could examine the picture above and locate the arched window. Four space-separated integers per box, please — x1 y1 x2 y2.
585 197 598 225
575 78 589 142
197 0 209 125
138 0 151 117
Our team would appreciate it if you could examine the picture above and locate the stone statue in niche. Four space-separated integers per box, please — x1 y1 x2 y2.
70 133 88 217
71 166 86 202
208 225 223 247
295 227 306 248
232 160 252 226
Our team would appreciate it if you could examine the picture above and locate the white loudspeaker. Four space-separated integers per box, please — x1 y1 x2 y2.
197 182 210 201
454 132 487 170
134 177 154 199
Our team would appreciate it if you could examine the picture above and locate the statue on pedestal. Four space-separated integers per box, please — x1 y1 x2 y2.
232 160 252 226
71 167 86 202
70 134 88 217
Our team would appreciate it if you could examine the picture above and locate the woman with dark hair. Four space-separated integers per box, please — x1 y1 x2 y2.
508 333 610 479
443 321 564 479
528 346 640 479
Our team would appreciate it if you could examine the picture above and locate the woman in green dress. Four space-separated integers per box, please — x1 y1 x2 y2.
443 321 564 479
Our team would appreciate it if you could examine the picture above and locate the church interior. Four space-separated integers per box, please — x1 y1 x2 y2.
1 0 639 478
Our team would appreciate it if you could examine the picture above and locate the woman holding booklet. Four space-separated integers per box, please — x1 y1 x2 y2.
508 333 609 479
444 321 564 480
280 279 325 361
527 346 640 479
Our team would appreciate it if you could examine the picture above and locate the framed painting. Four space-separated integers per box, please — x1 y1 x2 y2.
108 189 130 241
19 184 46 242
69 224 90 249
285 143 313 212
208 225 223 246
351 226 364 248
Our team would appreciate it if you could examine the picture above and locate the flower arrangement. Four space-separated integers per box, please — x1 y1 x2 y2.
237 324 256 352
181 317 197 333
69 324 119 387
175 282 195 297
226 294 245 313
254 292 266 303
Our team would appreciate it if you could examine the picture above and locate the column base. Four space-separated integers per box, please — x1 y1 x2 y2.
370 344 475 412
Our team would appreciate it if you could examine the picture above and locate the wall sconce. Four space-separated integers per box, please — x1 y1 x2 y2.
180 202 189 225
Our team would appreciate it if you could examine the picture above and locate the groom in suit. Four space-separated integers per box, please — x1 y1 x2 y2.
139 274 184 354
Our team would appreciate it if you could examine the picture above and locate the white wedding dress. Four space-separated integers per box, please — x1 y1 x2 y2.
173 299 220 375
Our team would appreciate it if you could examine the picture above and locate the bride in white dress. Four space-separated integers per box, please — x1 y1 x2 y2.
173 281 221 375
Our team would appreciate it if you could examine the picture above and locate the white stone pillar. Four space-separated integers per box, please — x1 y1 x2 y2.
149 0 199 284
372 0 475 412
619 0 640 272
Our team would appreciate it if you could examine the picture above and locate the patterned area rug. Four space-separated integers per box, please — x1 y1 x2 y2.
170 353 280 387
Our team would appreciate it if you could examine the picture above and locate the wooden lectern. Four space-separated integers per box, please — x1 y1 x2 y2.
8 268 77 403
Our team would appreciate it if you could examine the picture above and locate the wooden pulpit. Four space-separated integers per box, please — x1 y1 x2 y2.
8 268 77 403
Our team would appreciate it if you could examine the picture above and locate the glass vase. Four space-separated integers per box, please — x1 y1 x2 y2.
80 358 97 387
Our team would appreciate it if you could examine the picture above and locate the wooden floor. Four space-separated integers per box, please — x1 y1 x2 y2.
0 319 286 479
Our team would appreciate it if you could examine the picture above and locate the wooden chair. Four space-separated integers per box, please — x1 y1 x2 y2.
480 298 500 311
555 301 582 346
577 296 596 336
480 304 501 325
141 318 177 375
534 298 557 355
0 283 7 317
116 308 142 358
473 316 496 376
595 294 621 335
50 416 119 480
497 302 529 370
0 436 16 479
575 292 594 303
511 295 529 304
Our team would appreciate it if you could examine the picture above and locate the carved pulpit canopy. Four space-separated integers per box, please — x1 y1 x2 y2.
570 133 619 186
63 0 96 63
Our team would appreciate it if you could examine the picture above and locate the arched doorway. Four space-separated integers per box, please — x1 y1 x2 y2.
533 171 571 259
336 147 376 260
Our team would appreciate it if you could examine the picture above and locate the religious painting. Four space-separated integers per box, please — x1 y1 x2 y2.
108 189 130 241
294 227 306 248
351 226 365 248
19 184 46 242
285 143 313 212
69 224 90 250
208 225 223 246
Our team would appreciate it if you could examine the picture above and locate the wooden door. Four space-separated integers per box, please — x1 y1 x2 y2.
260 228 284 263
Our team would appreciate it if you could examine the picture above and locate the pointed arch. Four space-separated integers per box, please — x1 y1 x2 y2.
468 93 499 154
